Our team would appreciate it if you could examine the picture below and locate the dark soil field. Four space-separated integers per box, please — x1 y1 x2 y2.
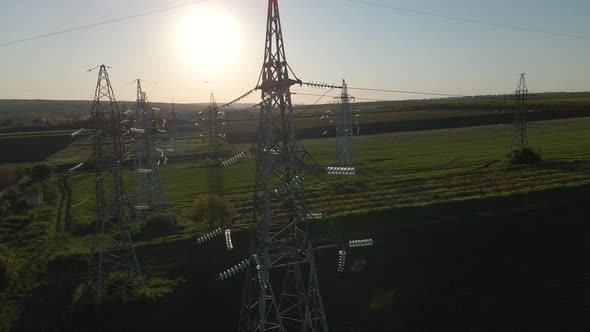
0 135 71 163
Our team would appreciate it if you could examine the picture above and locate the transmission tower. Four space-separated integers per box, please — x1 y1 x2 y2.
169 100 179 119
131 79 171 229
238 0 329 330
88 65 143 303
205 93 225 230
511 73 529 153
205 93 226 195
207 93 225 160
332 79 357 169
195 2 372 330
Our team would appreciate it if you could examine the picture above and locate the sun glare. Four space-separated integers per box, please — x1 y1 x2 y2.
176 8 241 70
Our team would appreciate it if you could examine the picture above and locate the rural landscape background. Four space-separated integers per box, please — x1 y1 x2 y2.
1 0 590 331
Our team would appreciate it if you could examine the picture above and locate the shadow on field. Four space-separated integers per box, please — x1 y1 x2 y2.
15 186 590 331
0 136 71 163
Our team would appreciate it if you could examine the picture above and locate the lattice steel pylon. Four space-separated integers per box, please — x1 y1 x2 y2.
207 93 225 160
132 79 171 230
205 93 225 230
238 0 328 330
333 79 357 168
88 65 143 303
205 93 225 196
511 73 529 153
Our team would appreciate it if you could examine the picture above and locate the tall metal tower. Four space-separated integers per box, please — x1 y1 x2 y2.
195 3 372 330
131 79 171 229
333 79 357 168
169 100 179 119
88 65 143 303
511 73 529 153
205 93 225 229
207 93 225 160
238 1 328 330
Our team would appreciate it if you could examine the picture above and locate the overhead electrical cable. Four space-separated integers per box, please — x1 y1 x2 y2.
292 88 336 117
303 81 467 97
293 91 391 102
347 86 467 97
0 0 209 47
348 0 590 41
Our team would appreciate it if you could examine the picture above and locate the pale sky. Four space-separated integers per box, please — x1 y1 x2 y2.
1 0 589 104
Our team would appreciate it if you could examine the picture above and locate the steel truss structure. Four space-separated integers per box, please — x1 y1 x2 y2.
131 79 171 230
239 1 333 330
511 73 529 153
332 79 357 170
196 2 373 331
88 65 143 303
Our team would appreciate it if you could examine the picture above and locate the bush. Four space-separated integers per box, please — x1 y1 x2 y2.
186 195 235 229
0 246 16 292
69 276 151 314
4 214 32 224
0 167 17 189
68 277 183 324
31 164 52 182
508 147 542 165
141 212 177 235
0 255 9 291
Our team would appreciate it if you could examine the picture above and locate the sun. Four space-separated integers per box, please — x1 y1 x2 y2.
176 8 241 69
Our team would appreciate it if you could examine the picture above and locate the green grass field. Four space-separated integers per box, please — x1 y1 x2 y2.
40 116 590 256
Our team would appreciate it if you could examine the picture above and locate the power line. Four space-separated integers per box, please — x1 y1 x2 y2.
293 90 566 104
347 86 467 97
292 89 336 117
348 0 590 41
293 91 389 102
0 0 209 48
304 82 467 97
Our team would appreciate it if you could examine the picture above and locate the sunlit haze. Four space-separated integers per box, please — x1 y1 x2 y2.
176 7 242 70
1 0 590 103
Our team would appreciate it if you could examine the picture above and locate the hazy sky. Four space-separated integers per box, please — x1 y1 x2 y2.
1 0 589 103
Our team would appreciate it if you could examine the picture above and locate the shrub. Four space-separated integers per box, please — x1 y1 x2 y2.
0 246 16 292
141 212 177 235
0 167 17 189
4 214 32 224
69 277 183 322
69 276 150 314
31 164 52 182
508 147 542 165
0 256 8 291
186 195 235 229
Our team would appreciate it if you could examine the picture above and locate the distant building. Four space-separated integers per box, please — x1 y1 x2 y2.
22 191 43 207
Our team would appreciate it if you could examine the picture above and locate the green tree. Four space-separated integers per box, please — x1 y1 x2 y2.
186 194 234 230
